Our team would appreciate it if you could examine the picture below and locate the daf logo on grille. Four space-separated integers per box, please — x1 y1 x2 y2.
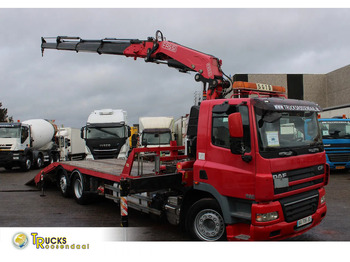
308 148 320 153
273 173 287 179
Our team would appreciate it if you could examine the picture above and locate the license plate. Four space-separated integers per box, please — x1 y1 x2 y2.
297 216 312 227
336 166 345 169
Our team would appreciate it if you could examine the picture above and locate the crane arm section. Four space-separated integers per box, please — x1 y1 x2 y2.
41 32 230 99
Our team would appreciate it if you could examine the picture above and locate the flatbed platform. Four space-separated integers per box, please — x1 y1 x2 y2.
30 146 187 196
31 158 158 185
58 158 156 177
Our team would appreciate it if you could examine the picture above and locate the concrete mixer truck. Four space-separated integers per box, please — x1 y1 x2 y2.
0 119 59 171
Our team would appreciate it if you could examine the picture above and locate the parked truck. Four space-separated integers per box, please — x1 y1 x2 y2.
319 116 350 170
0 119 59 171
56 127 86 161
139 117 174 147
174 115 189 147
81 109 130 160
36 31 329 241
319 105 350 170
129 124 139 150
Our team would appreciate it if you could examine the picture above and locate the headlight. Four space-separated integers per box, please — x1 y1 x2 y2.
256 211 279 222
320 195 326 205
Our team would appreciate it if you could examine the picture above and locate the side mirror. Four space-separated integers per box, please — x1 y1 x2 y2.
228 113 243 138
127 126 131 137
228 113 252 162
80 127 86 139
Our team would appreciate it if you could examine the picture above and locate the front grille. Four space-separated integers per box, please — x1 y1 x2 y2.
0 151 13 161
279 190 319 222
0 144 12 150
324 143 350 148
327 153 350 162
273 165 324 195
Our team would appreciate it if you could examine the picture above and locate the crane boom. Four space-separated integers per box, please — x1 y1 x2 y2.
41 31 231 100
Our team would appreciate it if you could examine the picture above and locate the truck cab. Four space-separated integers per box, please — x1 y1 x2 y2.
81 109 130 160
183 96 327 240
0 122 31 170
139 117 174 148
56 127 86 161
319 117 350 170
0 119 58 171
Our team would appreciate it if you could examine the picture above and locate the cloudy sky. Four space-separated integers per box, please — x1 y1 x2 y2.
1 7 350 128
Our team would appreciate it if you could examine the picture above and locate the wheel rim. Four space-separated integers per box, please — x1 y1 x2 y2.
25 159 31 170
37 157 43 168
194 209 225 241
74 178 83 199
59 175 68 193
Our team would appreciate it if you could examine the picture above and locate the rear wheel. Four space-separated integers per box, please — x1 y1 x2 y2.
35 155 44 169
186 198 226 241
72 171 90 205
49 153 55 165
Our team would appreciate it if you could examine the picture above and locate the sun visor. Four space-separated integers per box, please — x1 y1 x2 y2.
252 97 322 112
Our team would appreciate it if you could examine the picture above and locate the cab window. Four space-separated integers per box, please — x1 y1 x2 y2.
212 105 251 152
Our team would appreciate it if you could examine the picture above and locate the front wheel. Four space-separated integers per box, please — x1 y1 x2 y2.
58 171 70 197
20 155 32 172
186 198 226 241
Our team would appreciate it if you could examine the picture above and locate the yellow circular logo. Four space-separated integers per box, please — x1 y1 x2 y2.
13 233 29 249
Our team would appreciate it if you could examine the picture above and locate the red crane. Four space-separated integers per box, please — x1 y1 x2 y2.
41 30 232 100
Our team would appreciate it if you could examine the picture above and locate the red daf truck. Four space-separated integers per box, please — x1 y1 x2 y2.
34 31 329 241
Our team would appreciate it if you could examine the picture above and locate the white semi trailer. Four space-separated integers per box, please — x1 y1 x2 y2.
56 127 86 161
0 119 59 171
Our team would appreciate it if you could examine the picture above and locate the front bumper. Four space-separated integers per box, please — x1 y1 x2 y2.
0 151 26 167
226 188 327 241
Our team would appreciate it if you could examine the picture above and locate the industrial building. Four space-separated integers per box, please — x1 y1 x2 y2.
233 64 350 112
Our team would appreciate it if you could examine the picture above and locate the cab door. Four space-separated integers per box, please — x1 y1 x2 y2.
195 101 256 200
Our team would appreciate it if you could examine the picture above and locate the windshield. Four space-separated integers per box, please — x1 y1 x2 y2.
320 121 350 139
142 131 171 146
255 108 322 158
86 126 125 139
0 126 21 138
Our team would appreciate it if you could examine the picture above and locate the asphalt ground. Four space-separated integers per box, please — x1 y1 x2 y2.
0 167 349 241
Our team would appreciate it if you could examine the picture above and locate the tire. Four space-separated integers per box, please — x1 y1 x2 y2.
35 155 44 169
72 171 90 205
49 153 59 165
186 198 226 241
20 155 32 172
58 171 70 198
49 154 55 165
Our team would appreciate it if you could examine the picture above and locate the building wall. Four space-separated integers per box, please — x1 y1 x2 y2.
248 74 288 89
319 108 350 118
326 65 350 108
303 74 327 108
234 64 350 111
